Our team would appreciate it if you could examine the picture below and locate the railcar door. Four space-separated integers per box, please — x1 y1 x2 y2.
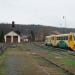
68 33 75 51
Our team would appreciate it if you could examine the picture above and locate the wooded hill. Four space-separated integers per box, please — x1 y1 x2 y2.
0 23 75 41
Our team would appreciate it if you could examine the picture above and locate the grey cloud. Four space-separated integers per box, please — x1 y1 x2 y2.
0 0 75 28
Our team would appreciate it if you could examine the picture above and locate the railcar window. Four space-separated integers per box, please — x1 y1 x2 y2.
62 37 64 40
57 36 66 40
61 37 63 40
51 37 53 40
62 36 64 40
53 37 54 40
60 37 62 40
57 37 59 40
58 37 60 40
59 37 60 40
63 37 65 40
60 37 64 40
59 37 61 40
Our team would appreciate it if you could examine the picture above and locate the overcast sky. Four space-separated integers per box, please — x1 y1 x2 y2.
0 0 75 28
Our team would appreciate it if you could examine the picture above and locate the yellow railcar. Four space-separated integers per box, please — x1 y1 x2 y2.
45 32 75 51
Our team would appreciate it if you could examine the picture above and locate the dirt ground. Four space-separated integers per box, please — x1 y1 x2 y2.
0 46 47 75
0 43 75 75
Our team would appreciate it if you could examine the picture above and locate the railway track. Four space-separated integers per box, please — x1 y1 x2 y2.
33 42 75 56
19 43 75 75
36 55 74 75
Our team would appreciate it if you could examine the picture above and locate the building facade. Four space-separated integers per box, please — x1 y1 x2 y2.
4 31 21 43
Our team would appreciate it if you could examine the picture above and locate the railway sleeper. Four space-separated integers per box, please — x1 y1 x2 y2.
38 55 74 75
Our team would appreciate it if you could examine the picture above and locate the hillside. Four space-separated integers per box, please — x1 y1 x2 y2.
0 23 75 41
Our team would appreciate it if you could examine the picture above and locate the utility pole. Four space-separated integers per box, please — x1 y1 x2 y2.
63 16 67 33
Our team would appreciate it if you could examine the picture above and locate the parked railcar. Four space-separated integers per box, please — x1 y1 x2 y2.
45 32 75 51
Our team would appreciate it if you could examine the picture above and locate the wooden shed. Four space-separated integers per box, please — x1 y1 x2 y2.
4 31 21 43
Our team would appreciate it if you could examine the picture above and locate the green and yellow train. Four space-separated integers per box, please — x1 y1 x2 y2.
45 32 75 51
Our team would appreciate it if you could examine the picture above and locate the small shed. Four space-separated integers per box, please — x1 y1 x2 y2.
4 31 21 43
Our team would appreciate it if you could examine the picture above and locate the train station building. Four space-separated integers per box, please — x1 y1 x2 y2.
4 31 21 43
